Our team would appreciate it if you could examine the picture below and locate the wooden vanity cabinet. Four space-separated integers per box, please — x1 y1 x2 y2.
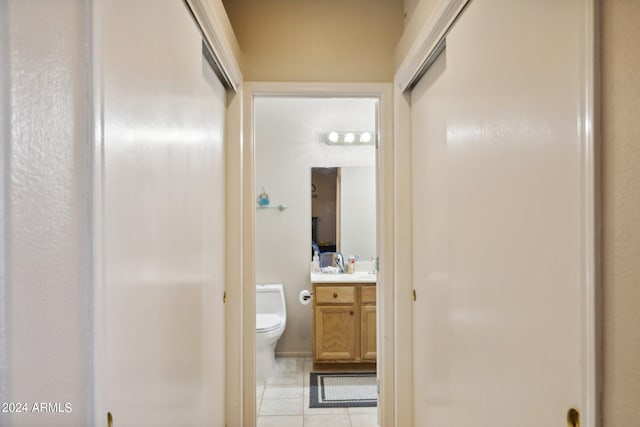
313 283 376 366
360 285 377 360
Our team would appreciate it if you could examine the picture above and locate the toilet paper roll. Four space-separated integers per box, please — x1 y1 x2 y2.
299 290 312 305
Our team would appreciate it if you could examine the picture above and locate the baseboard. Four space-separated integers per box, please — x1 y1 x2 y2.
275 351 312 358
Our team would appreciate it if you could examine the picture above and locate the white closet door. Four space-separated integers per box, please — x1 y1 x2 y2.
409 0 591 425
101 0 227 425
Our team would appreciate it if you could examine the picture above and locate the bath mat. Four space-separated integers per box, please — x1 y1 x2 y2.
309 372 377 408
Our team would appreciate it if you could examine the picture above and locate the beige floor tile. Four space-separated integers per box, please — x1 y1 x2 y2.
303 371 310 388
303 406 348 415
303 414 351 427
267 372 304 386
303 357 313 373
257 415 303 427
259 397 303 416
267 357 377 425
276 357 305 373
257 384 266 399
263 384 304 399
349 413 378 427
348 406 377 414
303 386 310 402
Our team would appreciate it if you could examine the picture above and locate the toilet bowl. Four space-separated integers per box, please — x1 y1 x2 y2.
256 283 287 382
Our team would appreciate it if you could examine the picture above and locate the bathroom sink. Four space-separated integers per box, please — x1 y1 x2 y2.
351 271 376 278
310 271 376 284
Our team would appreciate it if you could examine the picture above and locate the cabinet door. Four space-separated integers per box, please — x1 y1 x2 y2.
315 305 357 360
361 304 377 360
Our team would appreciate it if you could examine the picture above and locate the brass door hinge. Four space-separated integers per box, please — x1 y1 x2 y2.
223 291 227 303
412 289 417 301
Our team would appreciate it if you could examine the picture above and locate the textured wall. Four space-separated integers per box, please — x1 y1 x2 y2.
222 0 404 82
601 1 640 424
0 0 9 417
1 1 91 425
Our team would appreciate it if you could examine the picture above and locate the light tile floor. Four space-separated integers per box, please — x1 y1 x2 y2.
257 357 378 427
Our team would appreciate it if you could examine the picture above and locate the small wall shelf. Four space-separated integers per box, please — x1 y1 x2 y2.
256 204 288 211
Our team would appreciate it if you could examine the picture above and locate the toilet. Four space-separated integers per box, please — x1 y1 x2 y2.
256 283 287 382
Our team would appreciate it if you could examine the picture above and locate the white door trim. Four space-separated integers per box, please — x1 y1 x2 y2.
183 0 243 90
395 0 470 92
393 1 599 426
242 82 394 427
225 87 244 427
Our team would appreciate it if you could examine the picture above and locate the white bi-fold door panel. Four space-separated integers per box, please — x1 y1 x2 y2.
100 0 227 425
410 1 592 426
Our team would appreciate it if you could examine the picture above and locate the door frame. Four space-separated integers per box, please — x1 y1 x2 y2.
393 1 599 426
241 82 394 427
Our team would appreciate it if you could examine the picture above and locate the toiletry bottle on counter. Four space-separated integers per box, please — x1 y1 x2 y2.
346 255 356 274
312 251 320 273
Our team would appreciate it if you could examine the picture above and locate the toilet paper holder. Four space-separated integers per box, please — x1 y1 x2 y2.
299 290 314 305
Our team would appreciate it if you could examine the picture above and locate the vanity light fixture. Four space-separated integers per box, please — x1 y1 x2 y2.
324 131 376 145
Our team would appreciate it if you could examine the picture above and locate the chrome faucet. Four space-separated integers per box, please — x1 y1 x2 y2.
319 252 345 273
335 253 346 273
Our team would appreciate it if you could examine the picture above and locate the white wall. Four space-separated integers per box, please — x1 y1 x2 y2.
255 97 376 354
1 1 91 425
0 0 9 414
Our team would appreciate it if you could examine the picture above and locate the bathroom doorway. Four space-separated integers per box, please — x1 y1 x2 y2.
244 83 393 427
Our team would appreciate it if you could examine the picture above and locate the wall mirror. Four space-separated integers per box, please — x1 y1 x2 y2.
311 166 376 260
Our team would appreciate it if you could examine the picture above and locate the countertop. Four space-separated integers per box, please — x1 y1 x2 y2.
310 271 377 284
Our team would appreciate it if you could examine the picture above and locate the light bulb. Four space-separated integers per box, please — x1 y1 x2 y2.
344 132 355 143
359 132 372 143
328 132 339 143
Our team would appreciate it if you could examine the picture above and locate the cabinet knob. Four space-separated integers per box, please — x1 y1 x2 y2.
333 292 338 298
350 310 354 315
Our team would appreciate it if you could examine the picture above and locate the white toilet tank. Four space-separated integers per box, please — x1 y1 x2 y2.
256 283 286 319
